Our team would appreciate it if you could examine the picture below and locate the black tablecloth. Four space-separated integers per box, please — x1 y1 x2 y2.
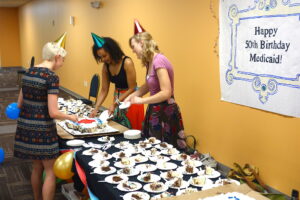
60 135 222 200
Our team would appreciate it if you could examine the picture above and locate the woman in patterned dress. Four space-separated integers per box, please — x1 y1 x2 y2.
125 22 187 150
14 40 78 200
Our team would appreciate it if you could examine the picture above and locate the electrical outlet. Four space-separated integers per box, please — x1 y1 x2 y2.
84 80 88 87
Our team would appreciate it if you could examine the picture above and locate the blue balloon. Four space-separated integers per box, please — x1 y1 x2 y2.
5 102 20 120
0 148 4 163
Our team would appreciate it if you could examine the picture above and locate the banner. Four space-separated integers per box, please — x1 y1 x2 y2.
220 0 300 117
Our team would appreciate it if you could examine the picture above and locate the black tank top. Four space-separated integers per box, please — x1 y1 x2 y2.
106 56 129 89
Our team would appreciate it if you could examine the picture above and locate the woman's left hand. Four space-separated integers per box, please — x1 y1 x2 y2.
131 96 144 104
108 104 116 116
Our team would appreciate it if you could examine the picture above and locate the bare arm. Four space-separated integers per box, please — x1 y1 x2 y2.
124 83 149 102
89 65 110 117
48 94 78 122
134 83 149 97
132 68 171 104
17 89 23 108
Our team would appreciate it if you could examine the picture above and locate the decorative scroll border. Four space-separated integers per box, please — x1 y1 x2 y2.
225 0 300 104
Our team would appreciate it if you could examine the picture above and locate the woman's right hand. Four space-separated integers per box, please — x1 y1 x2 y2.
124 94 133 103
89 109 98 118
69 115 78 122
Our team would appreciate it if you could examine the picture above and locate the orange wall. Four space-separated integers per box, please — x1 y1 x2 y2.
18 0 300 194
0 8 21 67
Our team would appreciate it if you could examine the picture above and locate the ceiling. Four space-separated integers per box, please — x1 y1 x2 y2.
0 0 32 7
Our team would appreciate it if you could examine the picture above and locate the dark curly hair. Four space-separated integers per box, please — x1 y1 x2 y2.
92 37 124 64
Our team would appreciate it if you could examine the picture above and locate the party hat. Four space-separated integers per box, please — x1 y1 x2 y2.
134 19 145 35
91 32 105 48
54 32 67 49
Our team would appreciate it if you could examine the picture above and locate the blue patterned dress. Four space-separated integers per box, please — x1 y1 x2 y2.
14 67 60 160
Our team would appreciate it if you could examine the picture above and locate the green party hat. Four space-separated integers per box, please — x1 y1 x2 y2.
91 32 105 48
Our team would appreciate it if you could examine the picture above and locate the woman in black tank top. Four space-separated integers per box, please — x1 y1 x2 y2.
106 56 130 89
89 34 144 129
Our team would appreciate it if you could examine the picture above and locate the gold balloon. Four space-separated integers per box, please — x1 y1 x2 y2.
53 151 74 180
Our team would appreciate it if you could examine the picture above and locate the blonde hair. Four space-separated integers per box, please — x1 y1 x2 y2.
42 42 67 60
129 32 160 66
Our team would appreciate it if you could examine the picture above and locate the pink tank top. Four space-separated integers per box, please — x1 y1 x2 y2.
146 53 174 96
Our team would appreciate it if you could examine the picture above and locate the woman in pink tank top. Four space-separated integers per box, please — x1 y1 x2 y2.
125 21 186 150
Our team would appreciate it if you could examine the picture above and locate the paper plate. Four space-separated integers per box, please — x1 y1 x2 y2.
127 145 143 154
149 155 170 163
215 178 240 186
117 167 140 176
97 136 115 142
122 191 150 200
151 192 173 200
117 181 142 192
156 162 177 171
92 152 112 160
161 148 179 155
119 101 131 109
66 139 85 147
115 141 133 149
82 148 101 156
160 171 183 180
177 166 199 175
132 155 148 163
99 110 112 122
104 174 129 184
137 173 161 183
142 149 161 157
170 153 190 161
136 164 157 172
176 188 198 196
93 166 116 175
143 182 168 193
181 159 203 167
114 160 136 168
167 179 190 189
145 137 161 145
198 170 221 179
154 143 173 150
136 142 152 149
124 129 141 140
189 176 213 188
112 151 132 159
88 160 110 168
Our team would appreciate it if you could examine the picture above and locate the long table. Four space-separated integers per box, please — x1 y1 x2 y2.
59 133 225 200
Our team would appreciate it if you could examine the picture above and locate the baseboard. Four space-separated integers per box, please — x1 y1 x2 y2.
217 161 290 198
0 66 24 72
0 125 17 134
0 87 19 92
